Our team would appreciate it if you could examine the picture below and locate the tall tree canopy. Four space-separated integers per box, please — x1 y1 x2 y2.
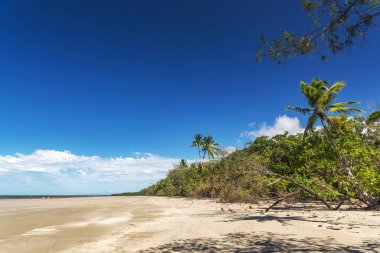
257 0 380 64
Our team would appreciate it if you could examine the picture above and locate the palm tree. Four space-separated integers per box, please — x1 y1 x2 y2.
367 110 380 124
201 136 219 161
287 79 378 207
201 135 219 198
179 159 188 168
287 79 363 139
191 134 204 161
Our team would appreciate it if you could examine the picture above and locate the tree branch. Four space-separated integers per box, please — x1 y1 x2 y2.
265 189 300 212
265 171 332 210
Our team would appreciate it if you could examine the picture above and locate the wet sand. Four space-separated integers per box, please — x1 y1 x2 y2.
0 196 379 252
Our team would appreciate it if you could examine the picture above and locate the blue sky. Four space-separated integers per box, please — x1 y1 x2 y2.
0 0 379 194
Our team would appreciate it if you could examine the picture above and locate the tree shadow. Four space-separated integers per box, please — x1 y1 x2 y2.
139 232 379 252
227 214 380 228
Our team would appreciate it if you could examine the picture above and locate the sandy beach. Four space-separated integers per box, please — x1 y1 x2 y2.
0 196 379 252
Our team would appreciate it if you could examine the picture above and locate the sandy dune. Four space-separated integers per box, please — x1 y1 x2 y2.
0 196 379 252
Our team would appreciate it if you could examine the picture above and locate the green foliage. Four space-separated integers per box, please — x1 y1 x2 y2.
257 0 380 64
139 120 380 204
288 79 379 206
135 80 379 207
367 110 380 124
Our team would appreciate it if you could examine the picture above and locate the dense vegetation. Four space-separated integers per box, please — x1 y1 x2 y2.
130 79 380 209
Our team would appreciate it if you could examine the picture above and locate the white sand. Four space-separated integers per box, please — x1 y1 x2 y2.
0 196 379 252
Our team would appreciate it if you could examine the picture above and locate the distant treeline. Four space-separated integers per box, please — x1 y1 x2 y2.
112 192 142 196
0 195 109 199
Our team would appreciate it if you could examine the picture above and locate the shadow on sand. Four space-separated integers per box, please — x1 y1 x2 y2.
139 232 379 253
225 214 380 228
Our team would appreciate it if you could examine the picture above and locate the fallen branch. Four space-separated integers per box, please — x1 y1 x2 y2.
265 171 332 210
333 199 346 210
265 189 300 212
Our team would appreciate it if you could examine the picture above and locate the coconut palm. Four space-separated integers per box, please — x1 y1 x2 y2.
287 79 363 139
367 110 380 124
201 135 219 198
179 159 188 168
287 79 378 207
191 133 204 161
201 136 219 161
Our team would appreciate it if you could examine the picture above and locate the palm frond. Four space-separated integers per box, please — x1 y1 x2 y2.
326 81 345 95
303 113 318 139
327 106 364 114
328 101 360 107
310 79 328 93
300 82 317 107
301 80 328 107
286 106 311 115
319 81 345 106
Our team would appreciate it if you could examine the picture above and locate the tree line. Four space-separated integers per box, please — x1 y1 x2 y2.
136 79 379 210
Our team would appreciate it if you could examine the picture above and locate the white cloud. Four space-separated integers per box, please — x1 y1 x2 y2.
242 115 304 139
223 146 237 154
0 150 184 194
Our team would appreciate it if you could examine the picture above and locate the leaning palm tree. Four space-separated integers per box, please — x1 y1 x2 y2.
191 134 204 161
201 136 219 161
367 110 380 124
287 79 378 207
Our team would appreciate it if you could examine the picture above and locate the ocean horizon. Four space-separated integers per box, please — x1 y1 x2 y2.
0 195 110 199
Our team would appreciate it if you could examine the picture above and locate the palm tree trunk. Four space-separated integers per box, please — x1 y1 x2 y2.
197 146 202 165
209 158 215 198
320 120 379 207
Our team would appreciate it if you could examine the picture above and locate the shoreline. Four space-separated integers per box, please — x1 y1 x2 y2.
0 195 110 199
0 196 379 252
